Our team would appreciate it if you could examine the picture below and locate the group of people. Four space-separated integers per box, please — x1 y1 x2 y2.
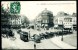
2 28 15 38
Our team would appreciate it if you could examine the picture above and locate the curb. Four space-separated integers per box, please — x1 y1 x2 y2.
51 37 76 49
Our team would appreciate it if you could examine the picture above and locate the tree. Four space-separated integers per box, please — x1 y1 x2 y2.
1 6 4 13
21 15 30 27
1 5 11 28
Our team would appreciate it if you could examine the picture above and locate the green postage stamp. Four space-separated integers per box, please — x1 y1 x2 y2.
10 1 21 14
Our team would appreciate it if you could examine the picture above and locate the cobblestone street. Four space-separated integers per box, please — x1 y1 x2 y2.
2 28 77 49
1 1 76 49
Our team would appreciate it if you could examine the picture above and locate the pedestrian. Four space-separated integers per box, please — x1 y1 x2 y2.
34 43 36 49
6 32 9 38
6 29 9 38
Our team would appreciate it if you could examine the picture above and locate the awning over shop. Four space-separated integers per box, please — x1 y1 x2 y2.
64 25 72 28
54 25 58 27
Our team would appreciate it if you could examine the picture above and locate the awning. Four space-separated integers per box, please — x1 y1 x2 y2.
54 25 58 27
64 25 72 28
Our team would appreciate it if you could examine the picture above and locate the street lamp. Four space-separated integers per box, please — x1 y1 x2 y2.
61 21 63 41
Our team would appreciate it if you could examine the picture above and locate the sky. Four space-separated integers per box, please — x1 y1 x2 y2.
1 1 76 21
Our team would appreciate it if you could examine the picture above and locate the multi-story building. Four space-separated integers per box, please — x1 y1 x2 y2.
9 14 22 28
34 8 54 29
9 15 29 28
1 4 21 29
72 13 77 30
54 12 76 30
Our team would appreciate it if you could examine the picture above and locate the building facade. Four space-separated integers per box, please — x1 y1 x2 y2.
34 8 54 29
9 14 22 28
9 15 29 28
54 12 76 30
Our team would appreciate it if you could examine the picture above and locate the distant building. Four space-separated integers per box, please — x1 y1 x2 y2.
72 13 77 30
34 8 54 29
21 15 30 27
54 12 76 30
34 15 42 29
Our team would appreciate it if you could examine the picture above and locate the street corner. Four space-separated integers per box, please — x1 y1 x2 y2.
50 36 77 49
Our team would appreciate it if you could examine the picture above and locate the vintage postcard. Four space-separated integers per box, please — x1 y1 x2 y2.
1 1 77 49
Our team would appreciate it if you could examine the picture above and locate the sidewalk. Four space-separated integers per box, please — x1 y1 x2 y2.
51 36 77 49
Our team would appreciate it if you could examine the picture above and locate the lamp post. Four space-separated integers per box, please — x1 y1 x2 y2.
61 21 63 41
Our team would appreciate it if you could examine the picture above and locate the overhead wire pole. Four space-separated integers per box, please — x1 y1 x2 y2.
34 35 36 49
29 31 30 41
61 21 63 41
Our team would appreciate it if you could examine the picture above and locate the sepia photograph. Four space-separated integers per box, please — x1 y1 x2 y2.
1 1 77 49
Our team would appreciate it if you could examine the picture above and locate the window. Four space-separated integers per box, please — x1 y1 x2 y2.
13 22 14 24
64 18 72 22
73 20 75 22
10 22 11 25
19 21 21 24
55 19 58 23
46 20 48 23
42 20 47 23
70 19 72 22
